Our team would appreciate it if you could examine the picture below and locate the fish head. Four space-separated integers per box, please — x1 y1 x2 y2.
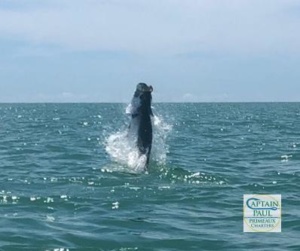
131 83 153 115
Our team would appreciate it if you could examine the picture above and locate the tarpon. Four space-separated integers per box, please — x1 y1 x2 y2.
127 83 153 168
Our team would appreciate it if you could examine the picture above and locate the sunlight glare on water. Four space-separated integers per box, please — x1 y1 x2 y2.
0 103 300 251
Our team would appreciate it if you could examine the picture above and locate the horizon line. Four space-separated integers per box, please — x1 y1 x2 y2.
1 101 300 104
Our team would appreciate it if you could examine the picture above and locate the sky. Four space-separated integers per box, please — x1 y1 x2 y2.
0 0 300 102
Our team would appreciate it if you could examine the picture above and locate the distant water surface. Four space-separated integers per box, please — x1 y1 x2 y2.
0 103 299 251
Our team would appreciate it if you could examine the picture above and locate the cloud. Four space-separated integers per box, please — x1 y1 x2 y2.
182 93 198 102
180 92 230 102
0 0 299 56
1 0 300 102
2 92 100 103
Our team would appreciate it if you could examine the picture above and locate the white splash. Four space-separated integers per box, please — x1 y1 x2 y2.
281 154 292 162
105 112 171 173
112 201 119 209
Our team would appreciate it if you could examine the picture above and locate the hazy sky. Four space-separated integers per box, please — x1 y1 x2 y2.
0 0 300 102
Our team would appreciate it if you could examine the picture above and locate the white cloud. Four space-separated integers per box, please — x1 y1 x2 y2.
180 92 230 102
0 0 299 55
1 0 300 102
182 93 198 102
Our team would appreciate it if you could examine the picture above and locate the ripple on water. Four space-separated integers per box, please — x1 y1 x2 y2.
1 103 300 251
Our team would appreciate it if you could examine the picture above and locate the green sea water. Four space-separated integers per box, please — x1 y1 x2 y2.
0 103 299 251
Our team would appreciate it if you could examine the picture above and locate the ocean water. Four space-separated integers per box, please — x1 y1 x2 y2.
0 103 299 251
